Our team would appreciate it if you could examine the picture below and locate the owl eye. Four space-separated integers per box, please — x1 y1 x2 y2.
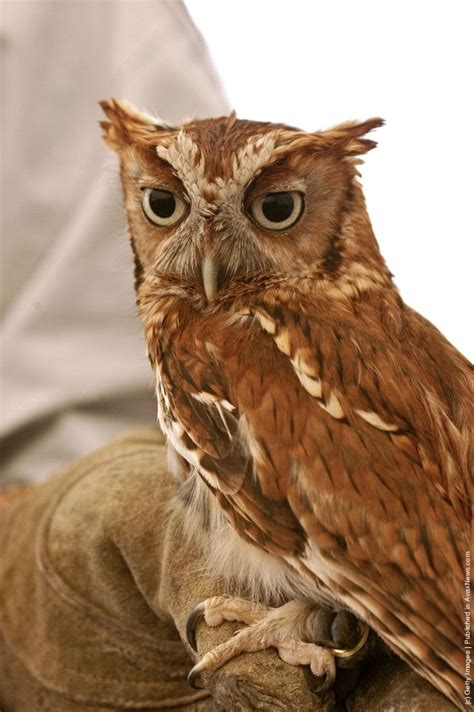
250 191 304 231
141 188 187 227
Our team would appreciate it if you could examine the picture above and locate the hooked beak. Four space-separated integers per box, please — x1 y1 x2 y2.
201 256 218 302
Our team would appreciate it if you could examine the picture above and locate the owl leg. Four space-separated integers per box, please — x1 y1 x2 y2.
186 596 368 691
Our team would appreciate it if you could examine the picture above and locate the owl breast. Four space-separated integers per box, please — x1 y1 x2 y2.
150 300 328 600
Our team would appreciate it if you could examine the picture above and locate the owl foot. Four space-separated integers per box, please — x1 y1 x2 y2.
185 596 369 691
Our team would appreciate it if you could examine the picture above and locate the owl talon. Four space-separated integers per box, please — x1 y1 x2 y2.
310 668 336 695
187 664 204 689
186 602 206 652
185 597 337 691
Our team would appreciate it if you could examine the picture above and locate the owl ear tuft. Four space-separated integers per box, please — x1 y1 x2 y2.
99 98 172 151
315 117 384 157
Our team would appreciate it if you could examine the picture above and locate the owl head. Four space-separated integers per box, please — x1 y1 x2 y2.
100 99 387 303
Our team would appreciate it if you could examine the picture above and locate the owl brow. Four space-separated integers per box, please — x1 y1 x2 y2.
155 130 285 206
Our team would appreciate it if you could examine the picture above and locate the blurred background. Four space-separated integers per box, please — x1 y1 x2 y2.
1 0 472 484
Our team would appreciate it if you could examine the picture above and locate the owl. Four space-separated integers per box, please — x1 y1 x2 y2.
100 99 471 709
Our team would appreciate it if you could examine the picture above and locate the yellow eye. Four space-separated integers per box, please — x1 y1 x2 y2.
141 188 187 227
250 191 304 231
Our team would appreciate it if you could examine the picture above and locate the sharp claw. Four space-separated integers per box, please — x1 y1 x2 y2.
319 668 336 693
187 664 204 689
311 667 336 695
311 670 336 695
186 602 206 652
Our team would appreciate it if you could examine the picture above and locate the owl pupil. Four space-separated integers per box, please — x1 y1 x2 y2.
149 189 176 218
261 192 294 222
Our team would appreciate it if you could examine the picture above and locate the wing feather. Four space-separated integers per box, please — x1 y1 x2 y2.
153 288 470 708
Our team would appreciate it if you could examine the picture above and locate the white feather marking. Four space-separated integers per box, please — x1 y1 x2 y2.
221 400 235 412
290 351 322 397
191 392 235 412
158 377 170 410
294 370 323 398
317 391 344 419
291 351 317 377
191 391 218 405
349 262 387 283
354 276 377 292
195 463 222 490
157 132 213 213
274 329 292 356
254 310 276 334
155 376 203 473
215 401 233 441
355 409 399 432
230 133 277 186
238 415 267 470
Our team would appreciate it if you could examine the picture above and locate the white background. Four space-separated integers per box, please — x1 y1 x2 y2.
187 0 473 359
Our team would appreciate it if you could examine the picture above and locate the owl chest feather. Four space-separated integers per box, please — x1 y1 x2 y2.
151 306 325 596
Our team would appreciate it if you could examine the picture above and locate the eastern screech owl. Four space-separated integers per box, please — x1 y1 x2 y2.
100 99 471 709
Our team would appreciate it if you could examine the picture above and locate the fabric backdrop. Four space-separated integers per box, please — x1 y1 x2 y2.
0 0 229 484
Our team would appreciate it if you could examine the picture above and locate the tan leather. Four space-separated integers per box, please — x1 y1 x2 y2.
0 428 318 711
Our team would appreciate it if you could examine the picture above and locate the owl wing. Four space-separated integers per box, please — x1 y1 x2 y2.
159 294 468 706
229 294 467 706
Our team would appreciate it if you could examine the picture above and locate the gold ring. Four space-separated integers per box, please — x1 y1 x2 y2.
331 621 370 658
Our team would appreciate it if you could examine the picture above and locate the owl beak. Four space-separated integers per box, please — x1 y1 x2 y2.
201 256 218 302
